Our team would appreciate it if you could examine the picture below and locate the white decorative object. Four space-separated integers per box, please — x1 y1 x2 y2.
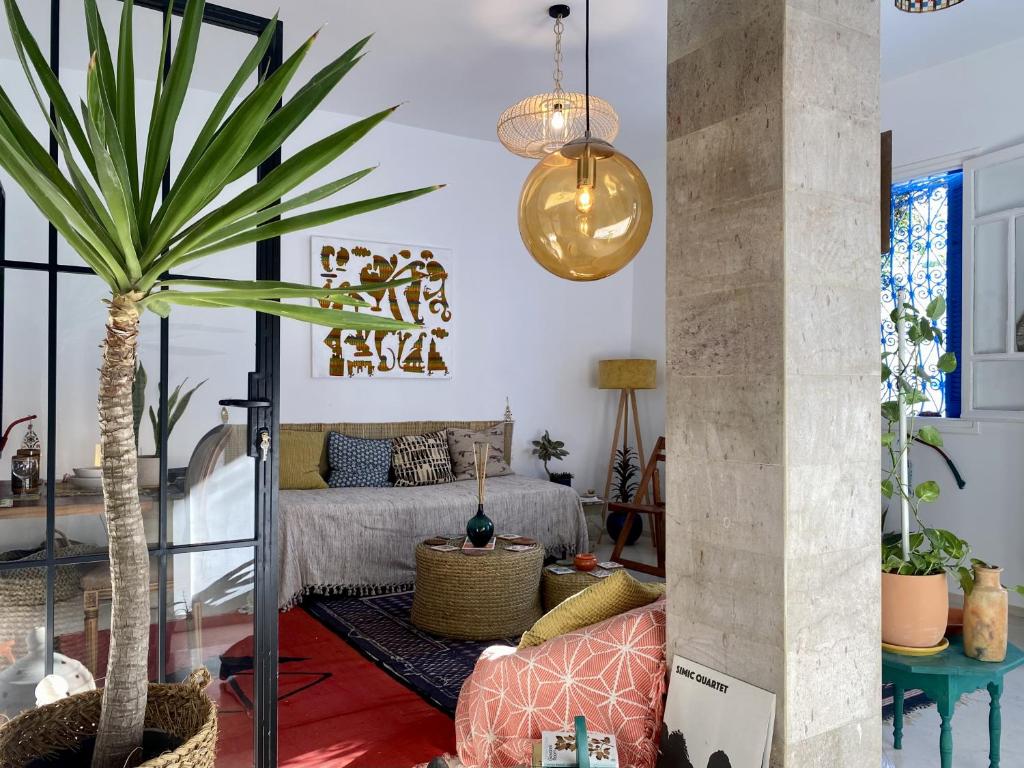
0 628 95 718
309 237 453 380
35 674 70 706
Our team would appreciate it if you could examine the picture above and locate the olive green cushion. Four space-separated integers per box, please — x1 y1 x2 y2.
279 430 329 490
518 570 665 648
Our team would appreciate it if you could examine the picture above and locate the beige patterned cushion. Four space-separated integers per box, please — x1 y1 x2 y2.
446 426 511 481
391 430 456 487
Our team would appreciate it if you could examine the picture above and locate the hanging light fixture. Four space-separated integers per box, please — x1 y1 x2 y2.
517 0 652 282
894 0 965 12
497 5 618 159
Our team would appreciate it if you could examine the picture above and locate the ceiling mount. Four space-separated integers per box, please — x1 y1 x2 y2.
548 5 571 19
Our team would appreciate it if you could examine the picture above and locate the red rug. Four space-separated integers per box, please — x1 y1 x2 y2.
213 608 455 768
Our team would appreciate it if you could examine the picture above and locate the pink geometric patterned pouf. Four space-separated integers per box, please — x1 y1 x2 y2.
455 598 666 768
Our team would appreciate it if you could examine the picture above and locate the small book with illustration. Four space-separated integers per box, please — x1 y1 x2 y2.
461 537 495 552
531 729 619 767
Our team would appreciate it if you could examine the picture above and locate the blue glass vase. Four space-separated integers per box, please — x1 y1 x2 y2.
466 504 494 547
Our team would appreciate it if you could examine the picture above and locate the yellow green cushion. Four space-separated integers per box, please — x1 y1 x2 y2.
518 570 665 648
279 430 328 490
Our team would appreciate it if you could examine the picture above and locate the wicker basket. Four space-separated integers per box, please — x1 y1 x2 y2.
0 668 217 768
411 539 543 640
541 568 603 611
0 533 94 606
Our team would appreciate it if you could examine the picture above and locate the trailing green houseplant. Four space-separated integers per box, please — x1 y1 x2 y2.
531 430 572 485
0 0 438 765
881 292 961 647
881 293 1022 649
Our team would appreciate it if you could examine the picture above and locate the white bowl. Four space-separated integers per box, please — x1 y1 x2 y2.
73 467 102 478
70 476 103 492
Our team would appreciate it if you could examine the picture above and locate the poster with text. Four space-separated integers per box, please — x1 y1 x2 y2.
657 655 776 768
309 236 453 379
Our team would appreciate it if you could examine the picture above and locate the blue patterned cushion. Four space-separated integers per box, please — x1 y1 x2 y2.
326 432 392 488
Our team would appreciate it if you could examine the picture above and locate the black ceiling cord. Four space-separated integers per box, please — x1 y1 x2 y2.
584 0 590 137
912 437 967 490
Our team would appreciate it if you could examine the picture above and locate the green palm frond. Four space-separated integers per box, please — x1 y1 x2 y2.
0 0 442 332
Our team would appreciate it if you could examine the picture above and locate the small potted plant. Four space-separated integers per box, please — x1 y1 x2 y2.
531 431 572 486
607 446 642 544
133 362 205 487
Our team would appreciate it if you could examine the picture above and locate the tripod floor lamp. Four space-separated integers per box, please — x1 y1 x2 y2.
598 359 656 502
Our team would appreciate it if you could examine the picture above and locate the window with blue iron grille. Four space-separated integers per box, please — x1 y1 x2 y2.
881 170 963 418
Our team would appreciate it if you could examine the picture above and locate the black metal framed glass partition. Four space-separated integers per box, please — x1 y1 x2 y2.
0 3 282 766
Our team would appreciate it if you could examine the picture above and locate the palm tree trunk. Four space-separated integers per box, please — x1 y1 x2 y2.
92 293 150 768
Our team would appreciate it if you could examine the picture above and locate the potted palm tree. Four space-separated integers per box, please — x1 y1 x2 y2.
0 1 437 766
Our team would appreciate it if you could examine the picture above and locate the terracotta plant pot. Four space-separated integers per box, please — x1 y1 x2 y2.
963 565 1008 662
881 571 949 648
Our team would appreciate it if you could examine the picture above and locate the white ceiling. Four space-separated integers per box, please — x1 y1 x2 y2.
4 0 1024 149
230 0 667 153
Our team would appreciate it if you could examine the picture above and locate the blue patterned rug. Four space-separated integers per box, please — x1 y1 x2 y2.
306 591 518 717
308 592 930 722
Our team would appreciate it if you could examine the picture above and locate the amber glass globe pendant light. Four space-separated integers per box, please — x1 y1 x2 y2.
518 0 653 281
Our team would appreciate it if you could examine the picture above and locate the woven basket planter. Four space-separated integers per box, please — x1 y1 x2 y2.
0 668 217 768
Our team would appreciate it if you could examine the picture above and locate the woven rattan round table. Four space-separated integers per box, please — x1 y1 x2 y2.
541 567 605 611
411 539 544 640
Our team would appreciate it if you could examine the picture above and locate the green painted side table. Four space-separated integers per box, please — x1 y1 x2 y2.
883 637 1023 768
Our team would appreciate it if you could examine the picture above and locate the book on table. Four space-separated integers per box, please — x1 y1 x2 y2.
532 729 619 767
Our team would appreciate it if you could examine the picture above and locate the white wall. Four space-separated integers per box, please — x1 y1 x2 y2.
882 36 1024 169
627 61 668 465
882 38 1024 605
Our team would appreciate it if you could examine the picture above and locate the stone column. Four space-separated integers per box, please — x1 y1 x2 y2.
665 1 880 765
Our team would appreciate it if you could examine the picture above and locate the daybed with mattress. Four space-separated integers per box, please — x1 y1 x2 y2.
276 419 588 609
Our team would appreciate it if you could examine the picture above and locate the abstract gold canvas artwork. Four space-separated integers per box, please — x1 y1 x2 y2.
309 237 453 379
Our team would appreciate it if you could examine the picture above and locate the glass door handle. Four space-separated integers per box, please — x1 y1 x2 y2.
218 399 271 409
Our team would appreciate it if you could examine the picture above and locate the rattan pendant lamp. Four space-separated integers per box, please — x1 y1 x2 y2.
515 0 653 282
497 5 618 159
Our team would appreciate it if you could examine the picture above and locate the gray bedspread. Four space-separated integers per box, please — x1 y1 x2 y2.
277 474 588 609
